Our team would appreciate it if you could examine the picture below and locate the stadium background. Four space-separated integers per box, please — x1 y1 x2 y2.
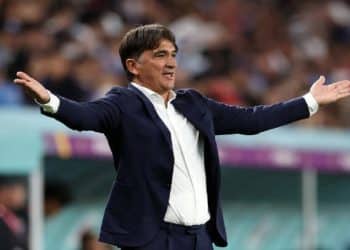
1 0 350 249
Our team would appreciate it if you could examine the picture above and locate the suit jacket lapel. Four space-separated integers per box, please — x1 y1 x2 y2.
128 84 172 147
172 91 209 136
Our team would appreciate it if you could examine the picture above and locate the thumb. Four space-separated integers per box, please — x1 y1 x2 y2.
314 75 326 86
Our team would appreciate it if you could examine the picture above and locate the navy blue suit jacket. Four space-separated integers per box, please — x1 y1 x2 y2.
44 84 310 248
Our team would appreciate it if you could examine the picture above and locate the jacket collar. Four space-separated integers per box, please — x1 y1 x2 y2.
128 84 172 147
128 84 209 139
171 91 208 136
130 82 176 105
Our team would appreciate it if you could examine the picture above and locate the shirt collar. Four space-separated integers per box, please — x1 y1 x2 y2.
131 82 176 104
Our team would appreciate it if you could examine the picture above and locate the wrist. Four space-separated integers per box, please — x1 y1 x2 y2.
36 96 50 105
36 91 60 113
303 92 319 116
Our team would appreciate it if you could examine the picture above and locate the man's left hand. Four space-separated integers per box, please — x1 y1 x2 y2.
310 76 350 105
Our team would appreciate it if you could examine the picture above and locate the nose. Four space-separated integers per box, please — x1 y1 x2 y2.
166 56 177 69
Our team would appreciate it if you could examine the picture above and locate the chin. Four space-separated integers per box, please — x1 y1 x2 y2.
169 81 176 89
163 81 175 90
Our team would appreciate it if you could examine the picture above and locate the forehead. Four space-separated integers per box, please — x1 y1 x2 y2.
153 39 177 51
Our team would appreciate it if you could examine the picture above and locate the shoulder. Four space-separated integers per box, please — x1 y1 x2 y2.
105 86 138 100
93 87 138 111
176 88 209 105
176 88 206 99
106 86 133 96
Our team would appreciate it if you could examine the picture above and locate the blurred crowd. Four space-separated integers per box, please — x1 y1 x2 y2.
0 176 27 250
0 176 111 250
1 0 350 128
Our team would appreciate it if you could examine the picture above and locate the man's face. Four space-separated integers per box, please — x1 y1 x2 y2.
129 39 177 95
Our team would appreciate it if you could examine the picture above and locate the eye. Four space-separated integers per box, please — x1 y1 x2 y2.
155 52 165 57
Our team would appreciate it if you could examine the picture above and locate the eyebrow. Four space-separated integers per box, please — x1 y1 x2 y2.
153 49 177 54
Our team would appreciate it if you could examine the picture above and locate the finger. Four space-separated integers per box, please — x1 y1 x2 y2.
315 75 326 86
16 71 35 82
337 91 350 100
338 80 350 88
332 80 350 91
14 78 37 89
343 82 350 88
13 78 29 86
335 84 350 96
340 86 350 94
14 78 40 93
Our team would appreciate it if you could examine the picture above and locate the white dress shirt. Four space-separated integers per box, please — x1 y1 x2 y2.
131 82 210 225
39 85 319 226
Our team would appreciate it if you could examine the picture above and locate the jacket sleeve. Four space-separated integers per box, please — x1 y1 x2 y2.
200 93 310 135
42 89 121 133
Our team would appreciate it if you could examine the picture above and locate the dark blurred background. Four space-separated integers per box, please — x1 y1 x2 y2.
1 0 350 127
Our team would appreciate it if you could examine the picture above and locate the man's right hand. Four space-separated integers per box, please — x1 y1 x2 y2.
14 71 50 104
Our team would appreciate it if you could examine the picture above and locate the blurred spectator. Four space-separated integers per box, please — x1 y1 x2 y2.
40 52 89 102
0 176 27 250
0 69 24 105
0 0 350 128
80 230 113 250
44 180 72 217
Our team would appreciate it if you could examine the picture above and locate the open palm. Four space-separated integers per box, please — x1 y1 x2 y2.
310 76 350 105
13 71 50 104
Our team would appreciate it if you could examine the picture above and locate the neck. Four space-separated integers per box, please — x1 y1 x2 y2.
132 80 171 103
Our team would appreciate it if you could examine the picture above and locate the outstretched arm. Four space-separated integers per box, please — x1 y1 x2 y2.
204 76 350 135
14 71 121 133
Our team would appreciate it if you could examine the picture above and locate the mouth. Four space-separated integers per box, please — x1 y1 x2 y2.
162 72 175 80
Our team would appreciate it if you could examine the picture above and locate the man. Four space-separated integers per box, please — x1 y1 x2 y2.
0 177 28 250
14 24 350 250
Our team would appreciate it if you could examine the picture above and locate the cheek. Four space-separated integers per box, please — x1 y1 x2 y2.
147 64 163 78
137 60 165 81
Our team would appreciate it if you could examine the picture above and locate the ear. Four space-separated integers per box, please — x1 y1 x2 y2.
125 58 139 77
